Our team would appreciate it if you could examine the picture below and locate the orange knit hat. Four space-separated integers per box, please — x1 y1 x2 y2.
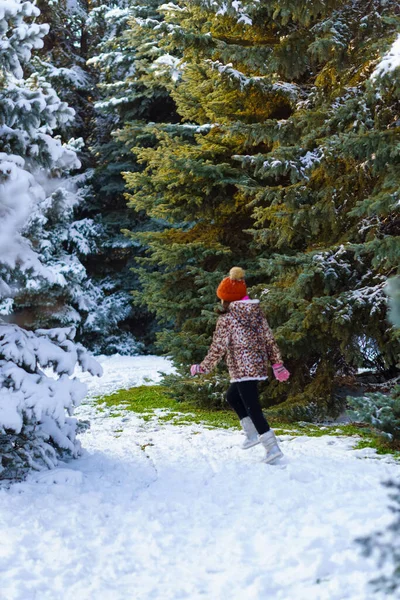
216 267 247 302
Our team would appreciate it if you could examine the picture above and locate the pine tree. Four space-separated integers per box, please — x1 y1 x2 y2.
0 0 92 330
0 0 101 480
26 1 179 354
26 1 146 354
33 0 92 142
84 0 178 353
123 0 400 418
237 1 400 417
6 0 112 340
123 1 261 366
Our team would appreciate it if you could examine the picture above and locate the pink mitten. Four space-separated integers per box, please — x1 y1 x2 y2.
190 364 204 377
272 363 290 382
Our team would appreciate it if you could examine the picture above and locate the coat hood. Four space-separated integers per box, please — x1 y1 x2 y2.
228 300 262 326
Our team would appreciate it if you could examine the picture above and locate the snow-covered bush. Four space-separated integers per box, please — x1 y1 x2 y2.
348 386 400 443
0 326 101 480
348 277 400 444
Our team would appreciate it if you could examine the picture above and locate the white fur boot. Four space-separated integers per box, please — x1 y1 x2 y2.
259 429 283 464
240 417 260 449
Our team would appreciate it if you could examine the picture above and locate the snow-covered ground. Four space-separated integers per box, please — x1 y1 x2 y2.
76 353 176 395
1 356 399 600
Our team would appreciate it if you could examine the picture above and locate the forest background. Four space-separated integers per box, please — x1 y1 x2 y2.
0 0 399 479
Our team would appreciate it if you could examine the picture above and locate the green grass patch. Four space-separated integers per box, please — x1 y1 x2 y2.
352 437 400 458
95 385 400 457
96 385 241 429
99 385 175 412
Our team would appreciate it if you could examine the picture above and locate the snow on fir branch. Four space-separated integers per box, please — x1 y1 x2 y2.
371 33 400 79
198 0 256 25
216 1 253 25
0 1 48 79
159 2 187 13
208 60 301 100
233 147 324 182
152 53 182 82
31 59 90 90
332 284 387 322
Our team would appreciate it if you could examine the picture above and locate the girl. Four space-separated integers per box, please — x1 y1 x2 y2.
190 267 290 464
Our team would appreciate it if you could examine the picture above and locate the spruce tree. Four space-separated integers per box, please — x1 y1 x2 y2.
0 0 95 332
28 1 150 353
85 0 179 352
123 0 400 418
27 1 179 354
0 0 101 481
236 0 400 417
33 0 92 142
18 0 116 342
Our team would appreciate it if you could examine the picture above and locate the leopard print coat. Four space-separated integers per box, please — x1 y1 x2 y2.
200 300 282 382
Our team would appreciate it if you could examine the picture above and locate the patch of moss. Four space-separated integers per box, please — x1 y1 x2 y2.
96 385 241 429
95 385 399 458
353 437 400 459
98 385 174 412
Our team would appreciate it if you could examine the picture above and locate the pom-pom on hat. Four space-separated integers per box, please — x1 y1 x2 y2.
217 267 247 302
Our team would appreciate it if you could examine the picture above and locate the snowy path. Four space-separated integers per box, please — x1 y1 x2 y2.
1 356 399 600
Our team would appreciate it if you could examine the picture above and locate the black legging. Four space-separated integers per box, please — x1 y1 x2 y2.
226 380 270 435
